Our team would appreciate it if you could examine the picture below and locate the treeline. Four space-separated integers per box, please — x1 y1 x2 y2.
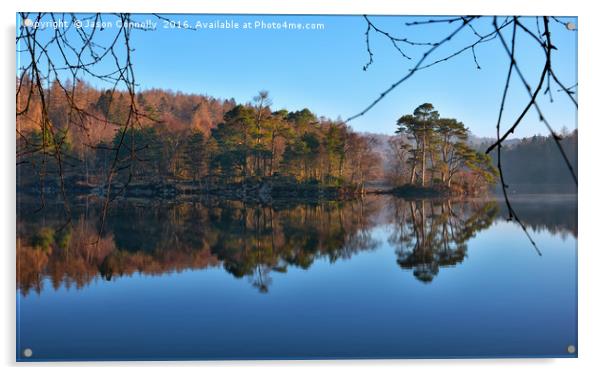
487 130 578 193
130 94 380 189
20 78 568 199
17 79 380 197
385 103 498 195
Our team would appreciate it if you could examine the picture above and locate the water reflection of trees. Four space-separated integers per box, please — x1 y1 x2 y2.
496 197 577 238
17 198 381 294
17 209 220 295
16 195 576 294
207 199 380 292
388 199 498 283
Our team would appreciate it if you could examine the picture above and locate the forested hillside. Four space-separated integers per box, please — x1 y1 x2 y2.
17 79 380 199
492 130 577 193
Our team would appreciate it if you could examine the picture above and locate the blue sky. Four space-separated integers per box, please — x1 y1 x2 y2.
17 14 578 137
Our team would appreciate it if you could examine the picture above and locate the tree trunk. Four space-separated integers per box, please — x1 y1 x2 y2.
421 134 427 187
269 133 276 176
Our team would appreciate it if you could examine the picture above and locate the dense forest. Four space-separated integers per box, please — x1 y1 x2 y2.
17 78 576 200
17 78 385 199
490 130 578 193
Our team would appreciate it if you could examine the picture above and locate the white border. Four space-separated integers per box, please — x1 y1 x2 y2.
2 1 600 374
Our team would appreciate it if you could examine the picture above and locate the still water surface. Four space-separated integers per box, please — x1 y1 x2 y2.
16 195 577 360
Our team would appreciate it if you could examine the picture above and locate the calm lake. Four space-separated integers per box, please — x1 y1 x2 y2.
16 194 577 361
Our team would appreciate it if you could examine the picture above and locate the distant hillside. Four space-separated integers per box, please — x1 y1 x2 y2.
467 134 522 151
492 130 577 193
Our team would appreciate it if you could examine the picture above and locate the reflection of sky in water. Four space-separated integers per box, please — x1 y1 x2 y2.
17 205 577 361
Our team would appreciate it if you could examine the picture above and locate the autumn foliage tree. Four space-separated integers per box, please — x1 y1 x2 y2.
18 82 380 195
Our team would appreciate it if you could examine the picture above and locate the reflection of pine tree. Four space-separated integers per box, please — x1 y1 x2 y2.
390 198 498 283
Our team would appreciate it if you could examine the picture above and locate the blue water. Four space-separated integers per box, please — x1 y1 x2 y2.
16 196 577 360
